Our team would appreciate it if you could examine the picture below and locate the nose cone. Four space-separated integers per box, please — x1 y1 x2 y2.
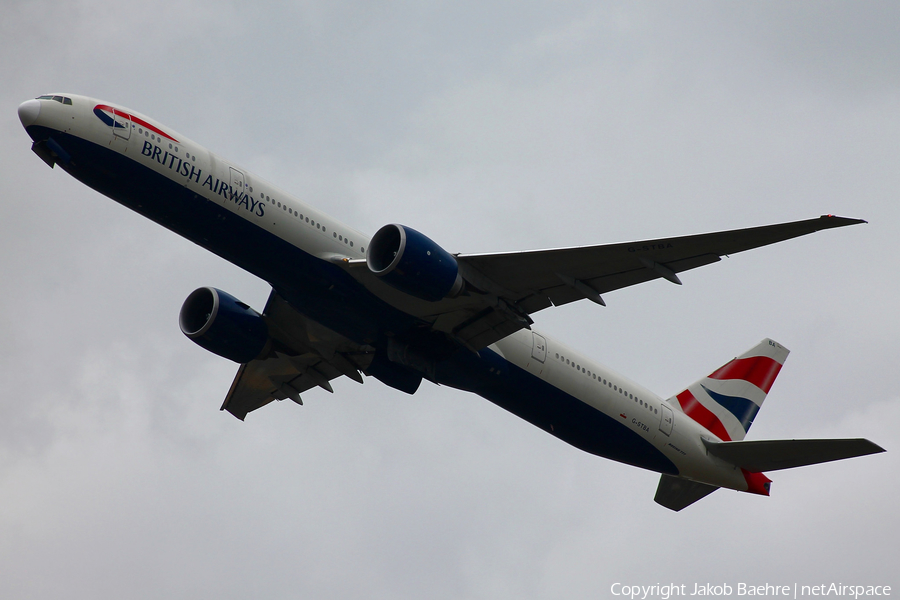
18 99 41 128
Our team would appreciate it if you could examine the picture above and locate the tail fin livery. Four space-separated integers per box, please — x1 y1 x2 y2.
655 339 885 511
668 338 789 441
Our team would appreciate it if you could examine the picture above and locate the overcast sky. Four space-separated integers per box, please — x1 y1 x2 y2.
2 2 898 598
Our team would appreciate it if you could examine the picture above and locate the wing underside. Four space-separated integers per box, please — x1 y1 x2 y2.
220 290 373 420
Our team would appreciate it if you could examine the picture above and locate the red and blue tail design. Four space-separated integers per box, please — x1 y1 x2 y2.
668 339 789 441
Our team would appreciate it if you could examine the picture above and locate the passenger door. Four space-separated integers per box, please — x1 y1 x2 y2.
531 332 547 363
659 403 674 436
229 167 245 201
112 108 131 140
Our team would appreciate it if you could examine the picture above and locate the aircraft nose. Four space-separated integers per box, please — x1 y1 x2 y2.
18 99 41 128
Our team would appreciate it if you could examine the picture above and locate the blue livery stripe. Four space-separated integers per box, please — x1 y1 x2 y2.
701 385 760 433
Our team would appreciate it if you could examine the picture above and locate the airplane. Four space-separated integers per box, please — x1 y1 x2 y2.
18 93 884 511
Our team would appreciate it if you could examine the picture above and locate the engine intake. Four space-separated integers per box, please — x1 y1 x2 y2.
179 287 269 363
366 224 463 302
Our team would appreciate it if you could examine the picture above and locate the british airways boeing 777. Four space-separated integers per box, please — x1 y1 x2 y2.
18 94 884 511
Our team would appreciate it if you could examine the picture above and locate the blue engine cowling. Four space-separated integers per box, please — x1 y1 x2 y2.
366 224 464 302
179 287 269 363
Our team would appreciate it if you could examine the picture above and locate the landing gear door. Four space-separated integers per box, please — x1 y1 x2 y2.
659 403 674 436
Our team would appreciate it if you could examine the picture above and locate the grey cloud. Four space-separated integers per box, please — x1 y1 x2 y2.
1 2 897 598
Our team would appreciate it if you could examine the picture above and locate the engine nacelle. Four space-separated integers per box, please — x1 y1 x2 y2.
179 287 269 363
366 224 463 302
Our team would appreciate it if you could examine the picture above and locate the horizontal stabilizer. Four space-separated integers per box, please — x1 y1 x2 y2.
703 438 885 472
654 474 719 511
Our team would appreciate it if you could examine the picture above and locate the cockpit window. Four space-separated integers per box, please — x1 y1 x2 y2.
37 95 72 105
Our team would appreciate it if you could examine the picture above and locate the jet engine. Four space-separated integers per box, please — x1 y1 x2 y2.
366 224 464 302
179 287 269 363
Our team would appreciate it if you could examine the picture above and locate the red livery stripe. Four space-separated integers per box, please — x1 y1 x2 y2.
708 356 782 394
676 389 731 441
95 104 179 143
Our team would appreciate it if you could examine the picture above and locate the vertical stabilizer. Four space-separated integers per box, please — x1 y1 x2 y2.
668 339 789 441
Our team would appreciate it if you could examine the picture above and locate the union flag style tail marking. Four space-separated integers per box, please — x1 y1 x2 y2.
669 339 789 441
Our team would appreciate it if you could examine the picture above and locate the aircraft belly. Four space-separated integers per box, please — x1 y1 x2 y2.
435 347 678 475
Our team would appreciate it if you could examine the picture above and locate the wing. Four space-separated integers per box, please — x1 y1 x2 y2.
221 290 374 420
459 214 864 307
431 215 864 349
229 215 863 416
